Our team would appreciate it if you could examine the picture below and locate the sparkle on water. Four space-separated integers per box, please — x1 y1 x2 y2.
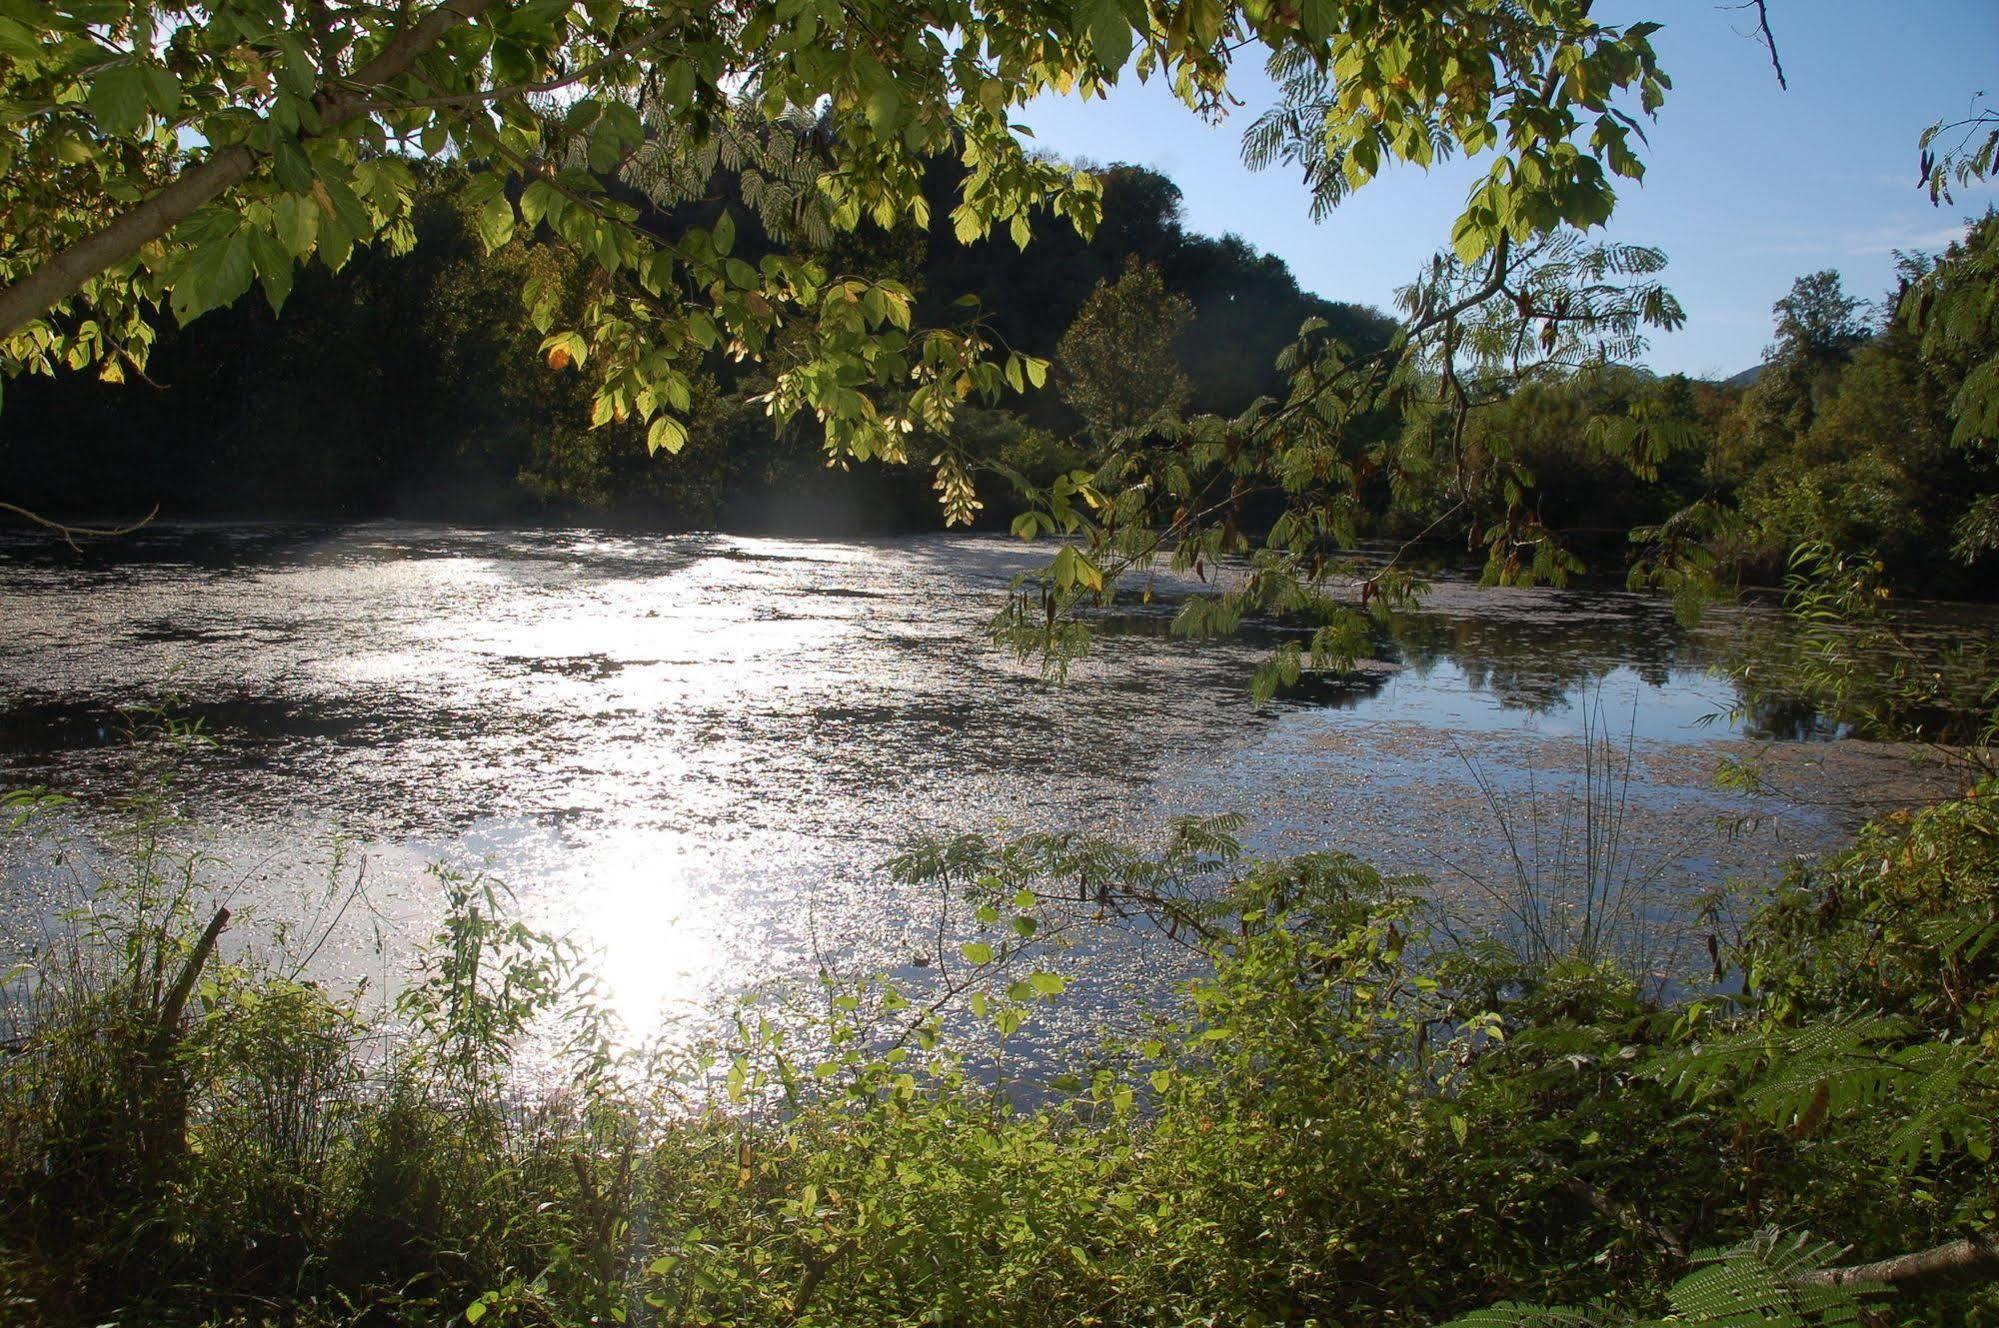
0 523 1976 1040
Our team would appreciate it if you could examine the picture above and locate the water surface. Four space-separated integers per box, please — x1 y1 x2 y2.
0 525 1974 1039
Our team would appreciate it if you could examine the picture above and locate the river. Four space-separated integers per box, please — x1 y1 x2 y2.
0 524 1976 1046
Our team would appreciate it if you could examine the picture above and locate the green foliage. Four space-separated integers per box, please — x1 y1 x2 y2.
6 751 1998 1326
1 154 1398 531
1901 210 1999 480
1438 1234 1886 1328
1648 214 1999 599
1055 257 1193 443
1 0 1675 535
999 214 1688 684
1392 362 1714 565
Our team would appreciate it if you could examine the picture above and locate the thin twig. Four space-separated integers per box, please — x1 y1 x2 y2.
1725 0 1787 90
0 500 158 550
336 20 676 116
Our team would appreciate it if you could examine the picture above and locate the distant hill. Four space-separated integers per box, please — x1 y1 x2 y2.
1722 363 1766 389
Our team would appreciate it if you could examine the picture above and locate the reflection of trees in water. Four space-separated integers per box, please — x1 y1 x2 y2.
1074 565 1996 740
1736 695 1844 742
1706 598 1998 743
1090 587 1713 713
1374 602 1709 713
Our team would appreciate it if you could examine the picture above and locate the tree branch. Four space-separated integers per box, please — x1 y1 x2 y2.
147 907 230 1061
1727 0 1787 90
0 0 498 340
1793 1232 1999 1292
0 145 261 340
0 500 158 548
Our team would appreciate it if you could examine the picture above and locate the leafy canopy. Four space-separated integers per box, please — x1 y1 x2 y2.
3 0 1668 521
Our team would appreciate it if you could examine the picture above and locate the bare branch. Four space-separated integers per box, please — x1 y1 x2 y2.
1793 1232 1999 1292
0 500 159 550
1725 0 1788 90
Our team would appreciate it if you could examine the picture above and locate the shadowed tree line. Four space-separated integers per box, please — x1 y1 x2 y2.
4 162 1994 606
0 158 1392 533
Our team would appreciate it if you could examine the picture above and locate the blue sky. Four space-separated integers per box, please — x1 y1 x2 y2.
1016 1 1998 379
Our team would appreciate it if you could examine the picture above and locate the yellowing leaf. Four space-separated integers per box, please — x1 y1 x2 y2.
648 415 689 455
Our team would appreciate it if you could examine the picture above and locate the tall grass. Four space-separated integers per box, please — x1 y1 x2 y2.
1424 692 1704 992
0 744 644 1324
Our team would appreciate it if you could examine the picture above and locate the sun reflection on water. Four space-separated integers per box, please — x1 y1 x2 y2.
1 525 1986 1050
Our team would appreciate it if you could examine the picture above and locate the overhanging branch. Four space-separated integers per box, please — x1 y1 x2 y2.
0 0 498 340
1794 1232 1999 1292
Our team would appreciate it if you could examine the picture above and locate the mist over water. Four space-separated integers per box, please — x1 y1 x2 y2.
0 524 1976 1042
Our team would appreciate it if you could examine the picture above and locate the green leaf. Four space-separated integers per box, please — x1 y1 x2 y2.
658 371 692 413
272 32 317 97
959 941 995 965
662 60 696 110
171 229 254 325
461 172 506 206
647 416 688 455
140 66 181 119
711 208 736 257
248 225 294 314
87 64 149 137
519 180 562 229
464 1299 488 1324
272 139 315 195
859 60 899 133
1085 0 1133 71
0 18 40 66
1450 211 1491 265
476 193 515 251
272 193 319 256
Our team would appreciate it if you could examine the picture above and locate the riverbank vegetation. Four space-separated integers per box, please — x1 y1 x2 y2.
1 737 1995 1326
8 167 1995 610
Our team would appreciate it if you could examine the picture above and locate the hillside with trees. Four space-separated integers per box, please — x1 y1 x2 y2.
0 158 1392 531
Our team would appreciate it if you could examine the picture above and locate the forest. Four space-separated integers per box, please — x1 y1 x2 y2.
2 0 1998 1325
6 157 1996 604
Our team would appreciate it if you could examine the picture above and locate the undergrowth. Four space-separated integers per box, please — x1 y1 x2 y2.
0 768 1994 1326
